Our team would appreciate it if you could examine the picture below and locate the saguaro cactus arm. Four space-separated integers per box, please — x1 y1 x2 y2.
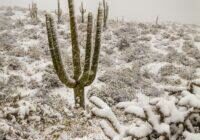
103 0 109 28
45 14 76 88
68 0 81 80
85 6 103 86
79 13 93 84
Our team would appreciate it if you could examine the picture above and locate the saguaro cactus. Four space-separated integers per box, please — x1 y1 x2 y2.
103 0 109 29
79 2 86 23
29 2 38 20
55 0 62 24
156 16 159 26
45 0 103 108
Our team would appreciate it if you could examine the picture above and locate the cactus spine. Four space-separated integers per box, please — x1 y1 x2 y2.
45 0 103 108
103 0 109 29
79 2 86 23
29 2 38 20
55 0 62 24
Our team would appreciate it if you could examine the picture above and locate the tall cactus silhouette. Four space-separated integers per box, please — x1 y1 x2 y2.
55 0 62 24
45 0 103 108
103 0 109 29
29 2 38 20
79 2 86 23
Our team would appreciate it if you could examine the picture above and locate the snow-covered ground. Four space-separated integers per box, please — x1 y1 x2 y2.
0 6 200 140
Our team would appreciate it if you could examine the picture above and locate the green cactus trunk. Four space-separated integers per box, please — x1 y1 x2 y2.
74 86 84 108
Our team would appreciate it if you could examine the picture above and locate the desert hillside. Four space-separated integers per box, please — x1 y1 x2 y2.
0 6 200 140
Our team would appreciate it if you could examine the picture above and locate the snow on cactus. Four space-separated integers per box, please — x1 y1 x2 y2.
90 89 200 140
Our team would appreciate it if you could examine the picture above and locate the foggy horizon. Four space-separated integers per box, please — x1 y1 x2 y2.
0 0 200 24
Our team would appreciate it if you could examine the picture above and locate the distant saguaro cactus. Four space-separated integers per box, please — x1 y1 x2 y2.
79 2 86 23
103 0 109 29
45 0 103 108
29 2 38 20
55 0 62 24
156 16 159 25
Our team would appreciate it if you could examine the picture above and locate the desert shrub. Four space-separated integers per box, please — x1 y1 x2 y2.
159 76 182 86
42 65 62 89
165 48 197 67
194 35 200 42
159 64 178 77
14 19 24 28
0 32 16 48
4 7 14 16
178 67 195 80
27 46 43 60
162 32 171 39
116 37 130 50
7 75 24 87
121 43 153 63
8 47 26 57
99 55 114 67
182 41 200 59
7 58 25 71
183 34 192 40
28 79 40 89
88 85 135 106
138 35 152 41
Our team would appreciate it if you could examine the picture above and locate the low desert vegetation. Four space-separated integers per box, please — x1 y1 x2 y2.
0 0 200 139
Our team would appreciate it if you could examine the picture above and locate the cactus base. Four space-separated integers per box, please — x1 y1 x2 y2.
74 86 85 108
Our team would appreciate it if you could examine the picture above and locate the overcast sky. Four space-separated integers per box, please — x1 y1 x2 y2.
1 0 200 24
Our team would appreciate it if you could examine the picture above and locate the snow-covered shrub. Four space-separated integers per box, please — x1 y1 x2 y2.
177 28 185 37
183 34 192 40
140 62 177 82
170 35 180 41
122 43 152 63
7 75 24 88
3 100 36 120
42 65 62 89
162 32 171 39
165 48 197 67
4 7 14 16
8 47 26 57
159 64 178 77
99 55 114 67
182 41 200 59
0 33 16 49
0 55 6 68
27 46 43 60
138 35 152 41
88 85 135 106
90 88 200 140
7 58 25 71
117 38 130 50
103 31 113 41
194 35 200 42
28 79 40 89
159 76 182 86
14 19 24 28
178 67 195 80
113 25 139 39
